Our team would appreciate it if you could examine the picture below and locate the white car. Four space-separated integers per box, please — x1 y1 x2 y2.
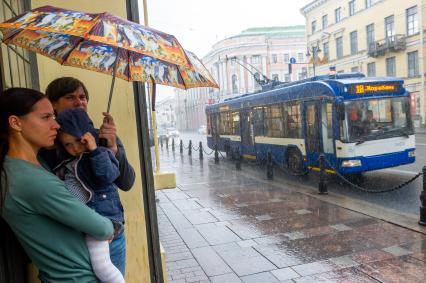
198 125 207 135
167 128 180 138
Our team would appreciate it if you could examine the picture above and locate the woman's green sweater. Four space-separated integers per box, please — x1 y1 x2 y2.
1 156 114 282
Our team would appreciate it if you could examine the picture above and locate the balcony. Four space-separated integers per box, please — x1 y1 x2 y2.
367 35 406 58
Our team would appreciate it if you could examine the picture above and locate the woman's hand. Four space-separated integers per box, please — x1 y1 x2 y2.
80 132 97 152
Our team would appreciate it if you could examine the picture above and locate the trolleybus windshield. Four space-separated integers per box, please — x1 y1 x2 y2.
342 97 412 143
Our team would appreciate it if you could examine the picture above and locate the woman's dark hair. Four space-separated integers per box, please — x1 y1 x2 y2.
0 87 45 209
45 77 89 102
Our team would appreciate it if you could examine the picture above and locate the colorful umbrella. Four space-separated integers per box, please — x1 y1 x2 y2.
0 5 218 108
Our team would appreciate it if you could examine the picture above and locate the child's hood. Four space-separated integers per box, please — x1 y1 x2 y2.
56 108 97 138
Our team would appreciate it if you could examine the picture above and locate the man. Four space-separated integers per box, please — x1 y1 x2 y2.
362 110 378 133
41 77 135 276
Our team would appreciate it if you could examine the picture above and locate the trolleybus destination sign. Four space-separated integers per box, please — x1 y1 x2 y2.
348 83 400 95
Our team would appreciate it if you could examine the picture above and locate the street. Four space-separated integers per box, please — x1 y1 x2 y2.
171 132 426 217
157 136 426 282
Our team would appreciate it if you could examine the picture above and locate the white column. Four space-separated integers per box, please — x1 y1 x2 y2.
239 56 245 93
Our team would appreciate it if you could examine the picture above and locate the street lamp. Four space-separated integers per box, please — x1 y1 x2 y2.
306 45 321 77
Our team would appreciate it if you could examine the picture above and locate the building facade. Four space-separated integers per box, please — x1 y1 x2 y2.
175 26 307 131
156 96 177 129
301 0 426 126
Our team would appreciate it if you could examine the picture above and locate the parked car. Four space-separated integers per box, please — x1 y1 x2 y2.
198 125 207 135
167 127 180 138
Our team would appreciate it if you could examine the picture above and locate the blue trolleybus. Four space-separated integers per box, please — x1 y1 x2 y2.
205 73 415 175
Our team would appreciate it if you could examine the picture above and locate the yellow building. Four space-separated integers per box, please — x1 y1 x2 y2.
301 0 426 126
0 1 165 282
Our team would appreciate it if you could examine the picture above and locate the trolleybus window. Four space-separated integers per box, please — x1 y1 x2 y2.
344 97 412 142
284 102 302 138
231 111 240 135
253 106 265 136
265 104 284 137
219 111 231 135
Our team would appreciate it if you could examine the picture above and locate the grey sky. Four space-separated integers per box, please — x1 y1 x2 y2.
140 0 313 98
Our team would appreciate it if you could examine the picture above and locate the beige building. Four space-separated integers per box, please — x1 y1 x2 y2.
301 0 426 126
175 26 307 131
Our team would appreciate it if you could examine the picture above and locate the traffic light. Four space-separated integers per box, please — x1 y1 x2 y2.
288 63 292 74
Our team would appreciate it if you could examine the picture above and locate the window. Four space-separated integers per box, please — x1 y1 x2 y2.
284 102 302 138
365 0 372 8
335 7 342 23
272 54 277 63
253 107 265 136
366 23 375 50
407 51 419 77
367 62 376 77
336 36 343 59
322 15 328 29
386 57 396 77
297 52 304 63
351 66 359 72
284 53 290 63
219 112 231 135
272 74 279 81
406 6 419 36
350 31 358 54
232 74 238 94
0 0 38 90
349 1 356 16
251 55 261 64
265 104 283 137
311 20 317 33
323 42 329 60
231 112 240 135
385 15 395 40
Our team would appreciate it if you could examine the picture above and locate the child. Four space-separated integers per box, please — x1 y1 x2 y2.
55 108 125 283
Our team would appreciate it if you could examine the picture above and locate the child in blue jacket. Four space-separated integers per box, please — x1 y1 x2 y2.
55 108 124 283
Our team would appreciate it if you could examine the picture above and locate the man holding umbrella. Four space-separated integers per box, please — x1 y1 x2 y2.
40 76 135 276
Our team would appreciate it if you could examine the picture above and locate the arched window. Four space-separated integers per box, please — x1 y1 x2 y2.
232 74 238 94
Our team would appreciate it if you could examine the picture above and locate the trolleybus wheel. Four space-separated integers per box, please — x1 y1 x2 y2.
287 149 304 175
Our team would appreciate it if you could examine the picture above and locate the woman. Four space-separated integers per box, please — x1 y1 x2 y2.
0 88 114 282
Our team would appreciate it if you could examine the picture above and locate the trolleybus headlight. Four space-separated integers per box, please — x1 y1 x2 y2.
408 151 415 157
341 160 362 167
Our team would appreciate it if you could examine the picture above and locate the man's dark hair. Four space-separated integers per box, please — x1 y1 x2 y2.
45 77 89 102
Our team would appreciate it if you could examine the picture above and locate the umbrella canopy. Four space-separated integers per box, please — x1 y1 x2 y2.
0 5 218 90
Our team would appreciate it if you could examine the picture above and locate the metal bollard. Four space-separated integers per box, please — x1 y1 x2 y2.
199 142 203 160
236 150 241 170
266 151 273 180
214 145 219 164
180 140 183 154
188 140 192 156
166 137 169 149
160 137 163 148
172 138 175 152
318 153 328 194
419 166 426 225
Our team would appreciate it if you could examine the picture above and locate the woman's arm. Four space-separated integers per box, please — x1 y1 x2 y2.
31 176 114 240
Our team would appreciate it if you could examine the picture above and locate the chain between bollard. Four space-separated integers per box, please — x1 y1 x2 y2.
324 159 422 193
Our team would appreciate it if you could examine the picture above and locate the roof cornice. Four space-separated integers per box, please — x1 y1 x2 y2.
300 0 329 15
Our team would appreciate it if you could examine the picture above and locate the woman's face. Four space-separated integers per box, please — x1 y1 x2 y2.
52 86 88 113
17 98 60 149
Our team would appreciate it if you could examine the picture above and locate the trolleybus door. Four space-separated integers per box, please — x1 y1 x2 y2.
304 101 321 167
304 100 335 168
240 110 255 155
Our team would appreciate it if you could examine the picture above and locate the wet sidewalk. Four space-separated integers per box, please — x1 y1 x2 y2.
156 150 426 283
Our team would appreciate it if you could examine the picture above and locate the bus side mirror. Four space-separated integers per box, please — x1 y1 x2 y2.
337 103 345 120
